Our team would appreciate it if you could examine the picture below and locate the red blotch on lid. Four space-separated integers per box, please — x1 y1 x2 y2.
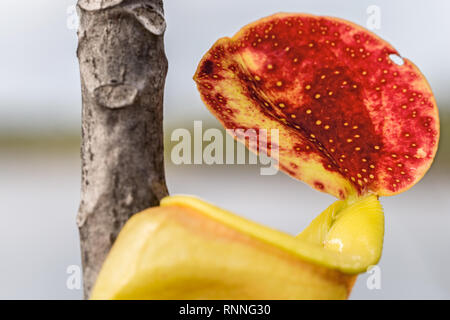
194 13 439 199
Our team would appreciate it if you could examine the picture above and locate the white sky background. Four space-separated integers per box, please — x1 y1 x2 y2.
0 0 449 132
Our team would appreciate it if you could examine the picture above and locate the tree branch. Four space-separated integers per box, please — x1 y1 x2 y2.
76 0 168 298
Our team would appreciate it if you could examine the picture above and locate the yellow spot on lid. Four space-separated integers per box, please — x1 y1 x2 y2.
254 75 261 81
291 114 296 119
278 103 285 108
369 174 375 179
306 109 312 114
315 93 321 99
276 81 283 87
310 134 316 138
347 138 353 143
374 145 380 150
316 120 322 125
324 125 330 130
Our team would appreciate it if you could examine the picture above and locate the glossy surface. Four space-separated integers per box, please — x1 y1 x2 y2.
91 195 383 300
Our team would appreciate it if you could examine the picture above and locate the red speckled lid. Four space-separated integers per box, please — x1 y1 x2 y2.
194 13 439 199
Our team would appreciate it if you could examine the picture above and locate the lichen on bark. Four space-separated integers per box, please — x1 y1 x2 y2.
76 0 168 297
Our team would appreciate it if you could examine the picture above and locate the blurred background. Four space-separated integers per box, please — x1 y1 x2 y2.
0 0 449 299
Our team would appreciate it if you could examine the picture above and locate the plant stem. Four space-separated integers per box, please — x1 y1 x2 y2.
76 0 168 298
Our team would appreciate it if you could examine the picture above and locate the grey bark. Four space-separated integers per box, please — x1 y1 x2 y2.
76 0 168 298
